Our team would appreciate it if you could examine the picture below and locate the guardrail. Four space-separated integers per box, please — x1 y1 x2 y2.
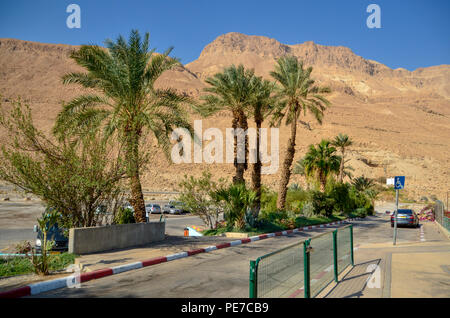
249 224 353 298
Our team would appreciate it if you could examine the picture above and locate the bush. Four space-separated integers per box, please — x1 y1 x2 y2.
286 188 310 213
214 183 256 230
354 207 368 218
178 172 225 230
301 202 315 217
327 182 351 214
260 187 277 214
311 191 335 217
114 207 135 224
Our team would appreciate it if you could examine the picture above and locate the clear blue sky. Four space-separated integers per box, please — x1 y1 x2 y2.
0 0 449 71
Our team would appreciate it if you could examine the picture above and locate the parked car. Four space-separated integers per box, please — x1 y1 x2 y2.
169 200 189 214
163 204 182 215
145 203 161 215
33 215 68 253
390 209 419 228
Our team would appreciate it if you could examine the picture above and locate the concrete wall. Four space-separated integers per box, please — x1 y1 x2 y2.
69 222 165 255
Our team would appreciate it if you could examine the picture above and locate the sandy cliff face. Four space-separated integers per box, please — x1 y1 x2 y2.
0 34 449 201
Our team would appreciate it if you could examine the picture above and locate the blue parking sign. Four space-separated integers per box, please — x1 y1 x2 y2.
394 176 405 190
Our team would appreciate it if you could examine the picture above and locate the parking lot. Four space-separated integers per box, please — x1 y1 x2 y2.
0 200 205 253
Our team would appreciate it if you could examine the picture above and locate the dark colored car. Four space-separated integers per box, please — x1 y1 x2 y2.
390 209 419 228
34 221 68 252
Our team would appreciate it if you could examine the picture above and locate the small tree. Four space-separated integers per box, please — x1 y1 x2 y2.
31 211 59 275
0 98 127 228
178 172 226 230
214 183 257 230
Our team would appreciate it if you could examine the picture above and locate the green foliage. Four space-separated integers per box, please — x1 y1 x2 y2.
0 98 127 228
0 253 75 277
301 201 315 217
327 182 352 214
214 183 257 230
28 211 59 275
54 30 195 222
260 187 278 214
310 190 336 217
178 171 225 229
286 187 309 213
114 207 135 224
303 140 340 191
352 176 375 192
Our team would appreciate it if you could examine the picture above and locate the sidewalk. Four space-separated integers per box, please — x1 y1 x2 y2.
321 222 450 298
74 235 237 272
0 235 235 293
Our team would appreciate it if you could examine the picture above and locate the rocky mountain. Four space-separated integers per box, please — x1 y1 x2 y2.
0 34 449 201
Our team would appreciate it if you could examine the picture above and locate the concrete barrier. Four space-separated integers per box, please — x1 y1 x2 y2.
68 222 165 254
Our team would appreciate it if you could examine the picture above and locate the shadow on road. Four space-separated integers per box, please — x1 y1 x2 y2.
323 258 382 298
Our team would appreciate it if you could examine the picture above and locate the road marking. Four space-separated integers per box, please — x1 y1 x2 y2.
420 225 426 242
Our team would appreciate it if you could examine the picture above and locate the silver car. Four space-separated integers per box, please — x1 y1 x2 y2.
145 203 161 215
391 209 419 228
163 204 182 215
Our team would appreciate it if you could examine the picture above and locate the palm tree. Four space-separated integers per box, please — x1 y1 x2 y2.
248 76 275 216
352 176 375 192
214 183 256 230
53 30 194 223
331 133 353 183
200 64 256 184
303 140 340 192
270 56 331 210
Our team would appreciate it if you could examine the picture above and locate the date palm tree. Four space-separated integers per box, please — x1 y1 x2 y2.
352 176 375 192
200 64 256 185
53 30 194 222
248 76 276 216
303 140 340 192
270 56 331 210
331 133 353 183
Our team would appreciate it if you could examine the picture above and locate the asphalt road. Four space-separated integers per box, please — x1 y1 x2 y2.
31 210 427 298
0 201 214 251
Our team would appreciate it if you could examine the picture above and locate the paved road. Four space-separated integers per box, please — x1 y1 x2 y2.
322 214 449 298
0 201 208 251
0 201 45 251
33 211 414 298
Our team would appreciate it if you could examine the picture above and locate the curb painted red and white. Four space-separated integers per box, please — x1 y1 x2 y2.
0 219 360 298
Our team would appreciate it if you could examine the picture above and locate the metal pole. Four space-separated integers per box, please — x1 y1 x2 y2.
303 240 311 298
249 260 257 298
333 230 338 282
350 225 354 266
393 189 399 245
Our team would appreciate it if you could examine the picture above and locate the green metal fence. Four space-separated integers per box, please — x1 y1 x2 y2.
249 224 354 298
434 200 450 232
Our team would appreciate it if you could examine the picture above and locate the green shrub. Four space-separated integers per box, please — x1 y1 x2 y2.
301 201 315 217
327 182 351 214
114 207 135 224
311 191 335 217
354 207 368 218
286 188 310 213
214 183 256 230
260 187 277 214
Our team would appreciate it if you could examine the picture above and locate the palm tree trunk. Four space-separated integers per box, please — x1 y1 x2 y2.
338 148 345 183
320 171 327 192
126 132 146 223
232 110 248 185
252 109 262 217
277 112 298 210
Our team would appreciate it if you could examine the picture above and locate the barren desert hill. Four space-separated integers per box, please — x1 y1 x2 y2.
0 35 449 201
187 32 450 101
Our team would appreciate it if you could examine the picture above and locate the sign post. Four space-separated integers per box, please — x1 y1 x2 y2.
393 176 405 245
